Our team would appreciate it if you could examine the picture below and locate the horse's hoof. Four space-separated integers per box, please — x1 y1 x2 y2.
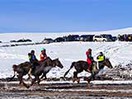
72 78 76 83
87 79 91 83
84 77 87 81
26 85 30 89
77 79 80 83
60 77 66 81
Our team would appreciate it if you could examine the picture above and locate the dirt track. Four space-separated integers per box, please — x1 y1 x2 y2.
0 80 132 99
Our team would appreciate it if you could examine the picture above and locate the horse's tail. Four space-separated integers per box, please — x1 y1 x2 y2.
6 71 16 81
64 62 75 77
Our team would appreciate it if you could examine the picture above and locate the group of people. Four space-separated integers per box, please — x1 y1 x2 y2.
28 48 47 74
28 48 47 64
86 48 105 72
27 47 105 74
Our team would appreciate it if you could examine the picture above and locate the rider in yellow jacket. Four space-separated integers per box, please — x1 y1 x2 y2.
97 52 105 69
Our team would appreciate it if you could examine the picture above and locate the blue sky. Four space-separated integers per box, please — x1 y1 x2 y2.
0 0 132 33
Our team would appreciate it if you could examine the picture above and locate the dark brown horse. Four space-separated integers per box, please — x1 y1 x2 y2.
11 62 32 88
10 57 63 88
64 58 113 83
29 57 63 87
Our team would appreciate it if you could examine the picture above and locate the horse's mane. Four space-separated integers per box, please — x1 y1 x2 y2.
105 57 109 60
46 57 52 61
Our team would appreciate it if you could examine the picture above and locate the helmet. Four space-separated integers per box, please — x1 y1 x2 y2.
88 48 92 52
41 48 46 52
100 52 103 55
31 50 35 53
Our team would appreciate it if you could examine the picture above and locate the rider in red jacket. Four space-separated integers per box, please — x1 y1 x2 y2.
40 48 47 62
86 48 93 72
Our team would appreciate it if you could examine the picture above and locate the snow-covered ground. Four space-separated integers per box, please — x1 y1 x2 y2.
0 41 132 79
0 28 132 79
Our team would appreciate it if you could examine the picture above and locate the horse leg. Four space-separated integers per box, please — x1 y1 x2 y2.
17 74 23 85
27 68 32 80
8 71 16 81
27 74 32 80
17 74 29 88
87 71 97 83
73 71 80 83
40 73 47 80
30 77 36 87
36 76 41 85
30 75 40 86
30 75 40 87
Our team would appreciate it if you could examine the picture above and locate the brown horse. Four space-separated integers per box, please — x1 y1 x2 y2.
11 62 32 88
29 57 63 87
64 58 113 83
10 57 63 88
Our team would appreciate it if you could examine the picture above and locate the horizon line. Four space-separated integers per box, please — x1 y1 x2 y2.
0 27 132 34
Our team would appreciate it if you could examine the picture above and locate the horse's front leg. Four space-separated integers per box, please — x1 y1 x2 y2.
40 73 47 80
30 77 36 87
27 68 33 81
30 75 40 86
17 74 29 88
36 76 41 85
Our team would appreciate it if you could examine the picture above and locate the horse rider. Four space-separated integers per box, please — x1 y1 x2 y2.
40 48 47 62
28 50 39 77
86 48 94 72
28 50 38 64
97 52 105 69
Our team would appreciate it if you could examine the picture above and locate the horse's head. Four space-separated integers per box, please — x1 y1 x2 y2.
103 58 113 69
53 58 63 68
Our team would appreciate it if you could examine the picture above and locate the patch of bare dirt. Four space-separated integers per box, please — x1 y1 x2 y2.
0 79 132 99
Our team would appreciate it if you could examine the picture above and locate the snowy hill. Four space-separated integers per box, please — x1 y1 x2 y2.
0 27 132 78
